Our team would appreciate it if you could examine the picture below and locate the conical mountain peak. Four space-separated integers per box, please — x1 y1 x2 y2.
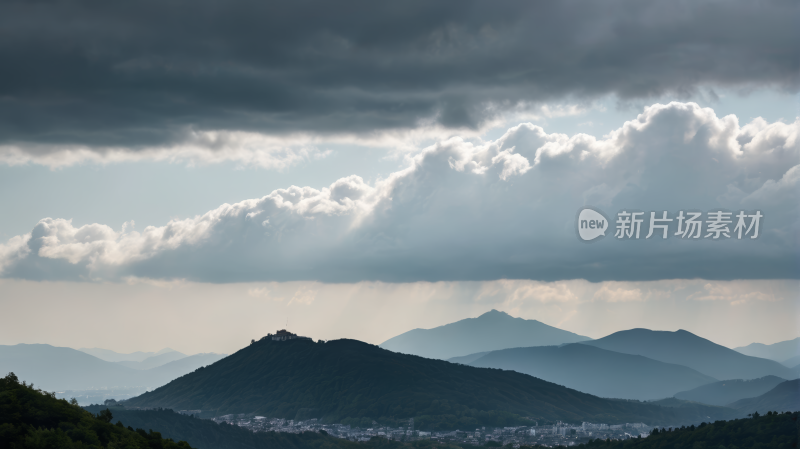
380 310 591 359
477 309 513 319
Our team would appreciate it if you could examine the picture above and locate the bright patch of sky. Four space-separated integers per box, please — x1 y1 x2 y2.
0 88 795 242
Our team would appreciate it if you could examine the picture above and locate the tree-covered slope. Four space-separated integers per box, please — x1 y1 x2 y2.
728 379 800 415
0 372 193 448
124 338 689 429
573 411 798 449
380 310 591 360
674 376 787 406
466 344 716 400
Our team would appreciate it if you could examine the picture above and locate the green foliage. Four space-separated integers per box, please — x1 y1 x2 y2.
125 339 695 429
0 372 194 449
545 411 798 449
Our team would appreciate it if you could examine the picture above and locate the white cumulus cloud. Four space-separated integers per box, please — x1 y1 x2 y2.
0 102 797 283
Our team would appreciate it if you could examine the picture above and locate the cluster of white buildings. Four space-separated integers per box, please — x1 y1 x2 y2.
200 414 653 446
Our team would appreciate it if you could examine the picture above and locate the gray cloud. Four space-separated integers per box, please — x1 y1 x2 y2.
1 102 797 282
0 0 797 153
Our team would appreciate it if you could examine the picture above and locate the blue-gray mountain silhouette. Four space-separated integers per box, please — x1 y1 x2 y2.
79 347 178 363
674 376 787 406
458 343 716 400
733 337 800 365
124 337 733 428
380 309 590 360
727 379 800 414
580 329 794 380
117 351 188 370
0 343 225 391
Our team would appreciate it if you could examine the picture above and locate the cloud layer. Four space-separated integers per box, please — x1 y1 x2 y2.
0 130 331 169
1 102 798 282
1 0 797 163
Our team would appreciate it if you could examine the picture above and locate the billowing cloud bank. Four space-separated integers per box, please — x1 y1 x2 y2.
1 103 798 282
0 0 797 165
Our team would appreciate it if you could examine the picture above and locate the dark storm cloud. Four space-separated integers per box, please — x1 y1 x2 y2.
0 0 797 149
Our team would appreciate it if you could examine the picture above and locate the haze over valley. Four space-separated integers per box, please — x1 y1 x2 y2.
3 310 797 417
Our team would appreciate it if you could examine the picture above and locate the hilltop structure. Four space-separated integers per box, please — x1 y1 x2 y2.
261 330 312 342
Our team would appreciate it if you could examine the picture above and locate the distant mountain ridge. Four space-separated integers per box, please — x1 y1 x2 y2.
124 337 729 429
783 355 800 368
448 351 492 365
117 351 188 370
461 344 716 400
79 347 178 363
0 344 226 392
380 309 591 360
734 337 800 366
580 329 794 380
674 376 787 406
728 379 800 414
1 344 143 391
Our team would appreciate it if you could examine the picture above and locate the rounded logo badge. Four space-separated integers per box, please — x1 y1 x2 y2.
576 206 609 242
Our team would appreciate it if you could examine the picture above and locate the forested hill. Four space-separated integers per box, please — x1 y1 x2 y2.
0 372 193 448
729 379 800 415
126 338 719 429
574 411 798 449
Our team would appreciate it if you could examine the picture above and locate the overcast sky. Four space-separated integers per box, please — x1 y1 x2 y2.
0 0 797 353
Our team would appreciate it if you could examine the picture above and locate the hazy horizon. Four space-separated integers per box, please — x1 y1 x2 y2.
0 0 797 367
2 278 797 355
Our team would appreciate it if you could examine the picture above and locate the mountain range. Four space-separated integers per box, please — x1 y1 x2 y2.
734 337 800 367
673 376 787 406
379 309 591 360
79 347 180 363
727 379 800 415
8 311 795 431
580 329 794 380
460 344 716 400
0 344 226 391
117 351 189 370
123 337 733 429
405 313 799 404
784 355 800 368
